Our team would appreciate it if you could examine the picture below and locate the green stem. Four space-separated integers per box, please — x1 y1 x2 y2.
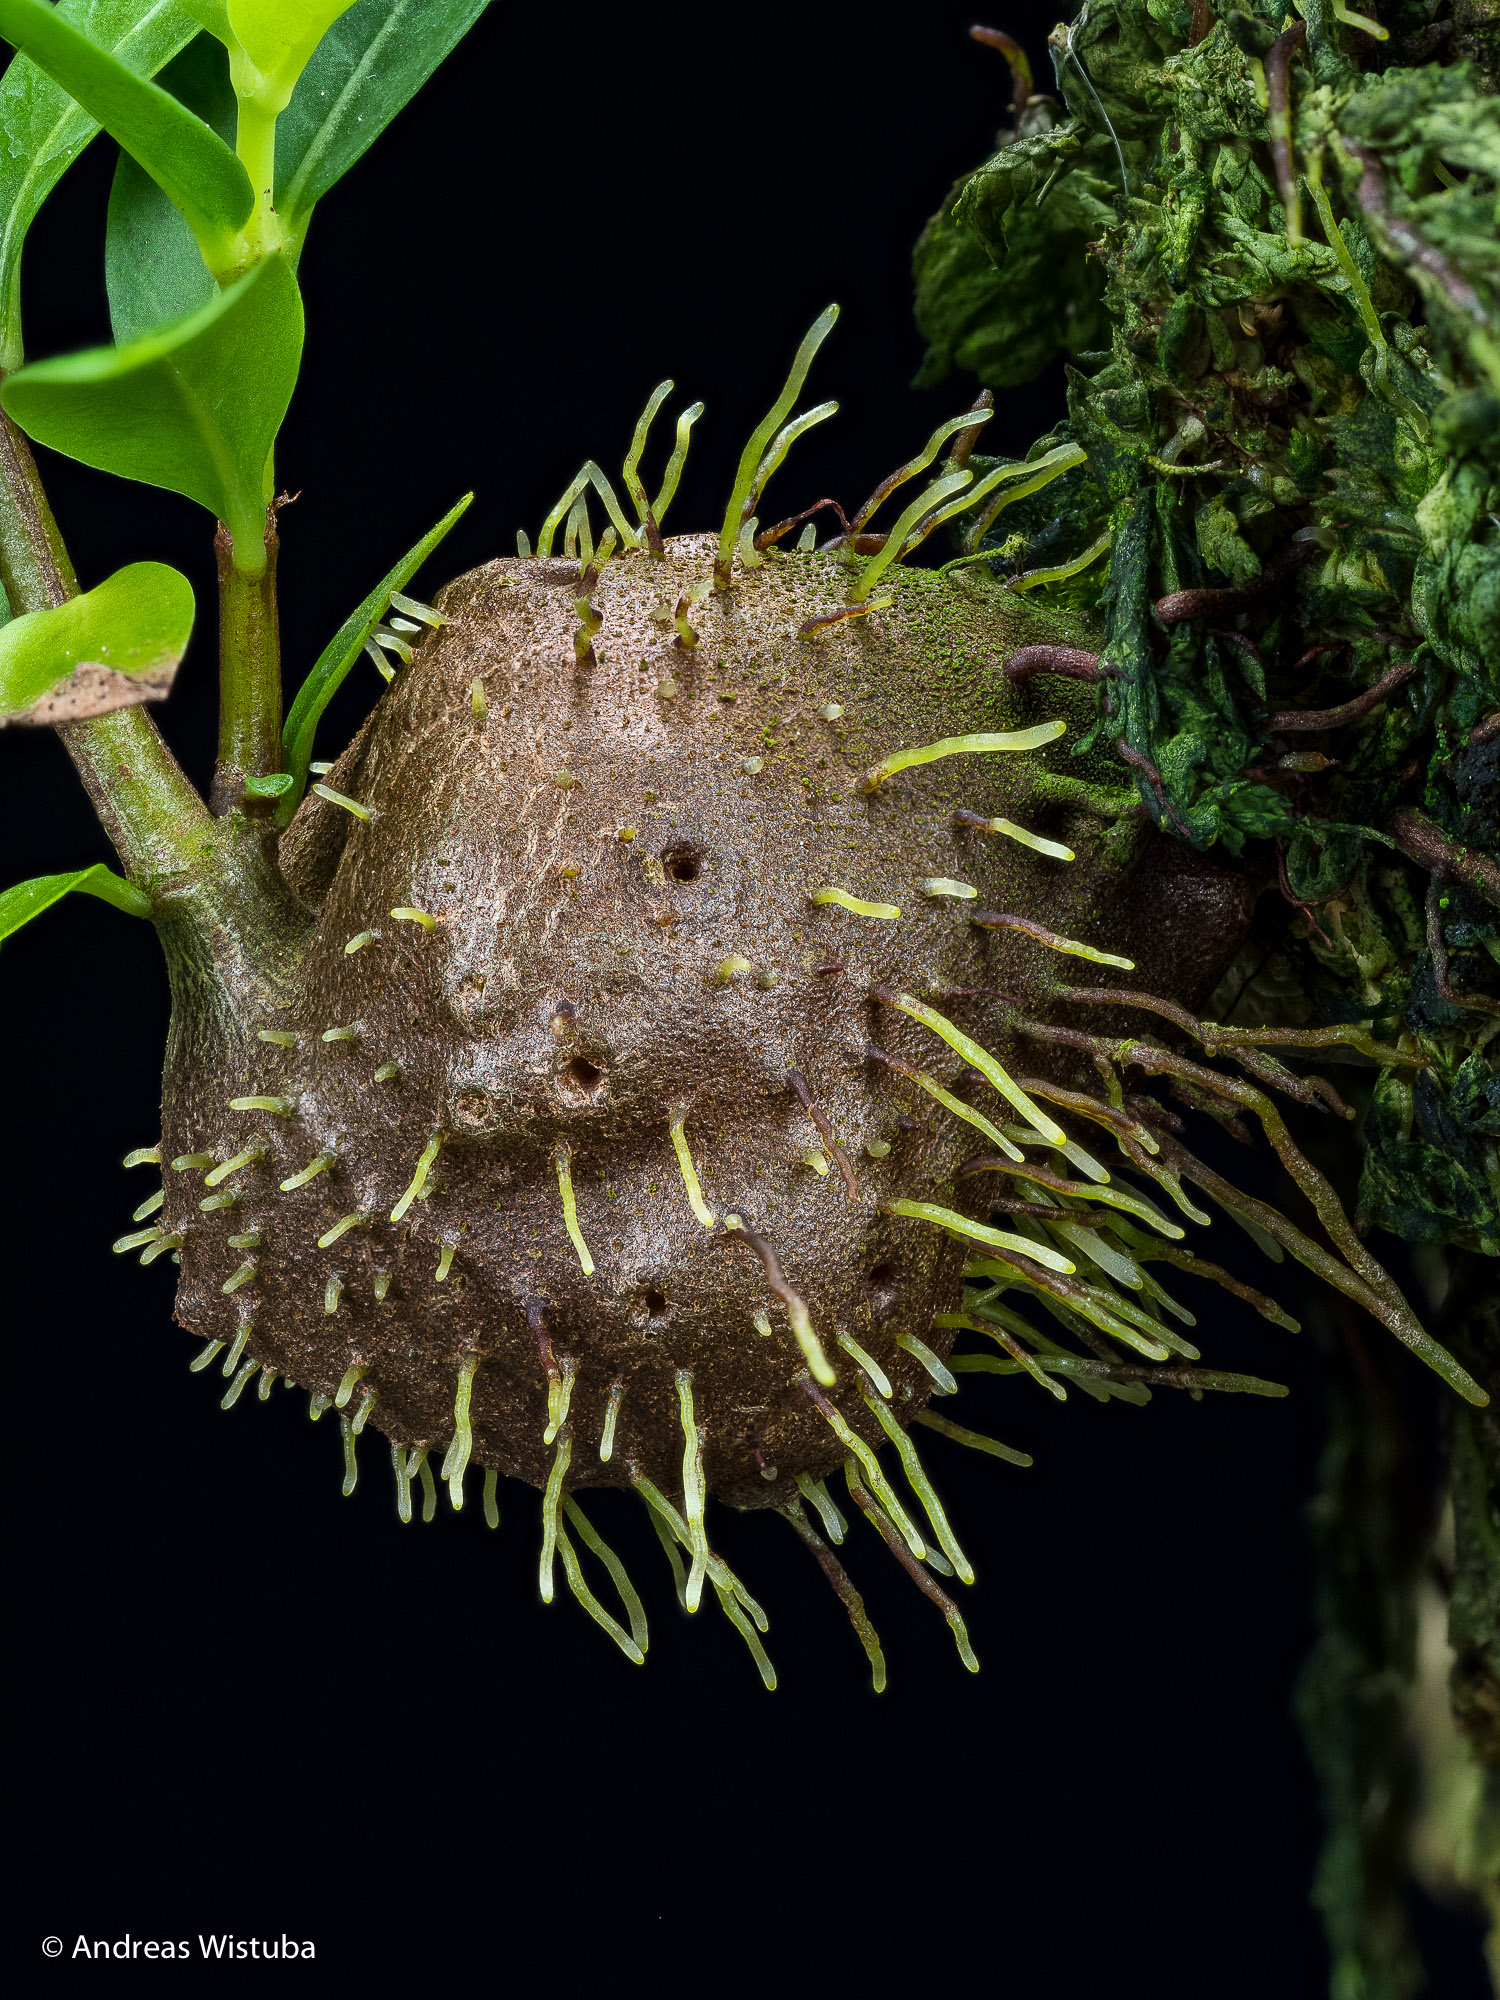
237 96 277 217
213 518 283 813
59 707 220 883
228 93 289 267
0 404 77 610
0 401 213 881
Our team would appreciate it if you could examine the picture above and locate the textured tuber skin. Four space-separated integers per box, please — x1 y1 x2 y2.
157 535 1252 1510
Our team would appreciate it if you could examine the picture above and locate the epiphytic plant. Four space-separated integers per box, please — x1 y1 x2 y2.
0 12 1489 1957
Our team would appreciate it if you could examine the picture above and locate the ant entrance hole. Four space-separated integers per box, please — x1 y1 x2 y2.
643 1287 668 1317
556 1054 607 1106
661 841 706 883
868 1260 902 1315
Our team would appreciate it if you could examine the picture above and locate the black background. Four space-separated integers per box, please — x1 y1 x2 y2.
3 4 1486 1991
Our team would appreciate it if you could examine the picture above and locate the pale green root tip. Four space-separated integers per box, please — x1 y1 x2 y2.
544 1355 576 1446
795 1471 847 1544
334 1364 368 1409
849 467 971 602
554 1143 595 1274
318 1212 369 1249
442 1355 478 1508
391 1133 442 1222
599 1379 624 1462
113 1225 163 1254
809 886 900 920
555 1521 646 1664
913 1408 1033 1468
860 723 1065 794
984 817 1075 861
205 1144 263 1187
884 1197 1075 1274
652 401 703 527
676 1369 709 1613
282 1148 336 1192
1011 527 1112 594
564 1495 649 1657
880 990 1066 1144
953 442 1088 552
539 1429 573 1604
713 1579 778 1690
865 1395 974 1583
717 304 839 586
807 1385 927 1560
311 783 372 821
836 1330 891 1398
222 1359 258 1410
1332 0 1389 34
668 1107 717 1228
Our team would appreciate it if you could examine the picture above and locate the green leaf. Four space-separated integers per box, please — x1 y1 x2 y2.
0 0 200 370
0 558 194 721
279 490 472 821
0 250 303 572
0 0 253 273
244 769 291 796
0 863 152 946
275 0 490 250
105 32 231 343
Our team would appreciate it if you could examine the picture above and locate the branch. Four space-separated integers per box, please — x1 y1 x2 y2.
1388 807 1500 910
0 404 211 880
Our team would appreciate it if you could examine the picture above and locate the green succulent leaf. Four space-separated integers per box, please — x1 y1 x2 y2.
0 0 199 370
0 863 152 946
0 0 253 274
0 250 303 573
274 0 490 251
104 32 231 342
0 559 194 721
279 489 472 820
